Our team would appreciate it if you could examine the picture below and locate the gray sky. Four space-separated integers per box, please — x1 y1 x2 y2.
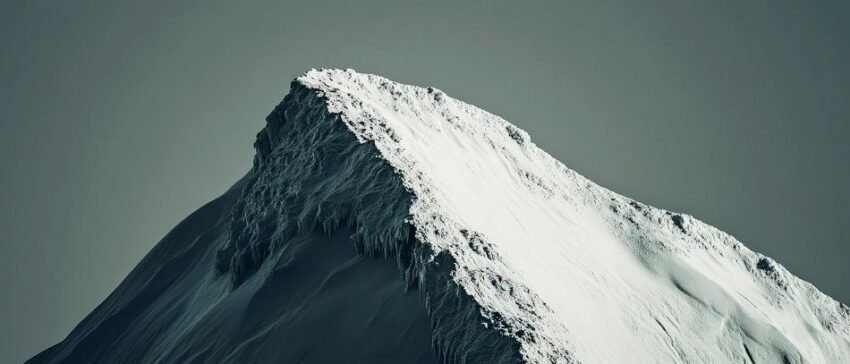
1 0 848 362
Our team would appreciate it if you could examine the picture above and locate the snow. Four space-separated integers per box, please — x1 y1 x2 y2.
298 68 850 363
31 68 850 364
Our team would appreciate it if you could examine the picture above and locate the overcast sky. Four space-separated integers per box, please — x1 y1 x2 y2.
2 1 848 362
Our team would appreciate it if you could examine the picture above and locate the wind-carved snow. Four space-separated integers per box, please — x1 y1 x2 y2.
296 69 850 363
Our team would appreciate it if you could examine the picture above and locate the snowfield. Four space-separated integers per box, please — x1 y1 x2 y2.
31 69 849 364
297 69 850 363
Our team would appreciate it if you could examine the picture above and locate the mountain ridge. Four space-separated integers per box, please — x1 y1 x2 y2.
30 68 850 363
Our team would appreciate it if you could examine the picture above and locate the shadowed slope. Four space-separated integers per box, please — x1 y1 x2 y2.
28 179 437 363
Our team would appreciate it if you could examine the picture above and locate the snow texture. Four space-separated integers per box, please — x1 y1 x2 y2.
31 69 850 364
290 69 850 363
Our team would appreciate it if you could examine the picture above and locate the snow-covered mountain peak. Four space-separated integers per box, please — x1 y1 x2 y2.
31 69 849 364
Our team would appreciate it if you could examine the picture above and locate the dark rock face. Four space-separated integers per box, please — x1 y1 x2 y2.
28 173 437 364
29 80 523 364
217 82 414 288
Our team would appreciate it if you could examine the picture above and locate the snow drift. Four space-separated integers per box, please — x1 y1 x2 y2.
30 69 850 363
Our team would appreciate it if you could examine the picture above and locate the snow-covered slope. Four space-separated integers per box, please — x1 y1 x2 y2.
291 69 850 363
31 69 849 364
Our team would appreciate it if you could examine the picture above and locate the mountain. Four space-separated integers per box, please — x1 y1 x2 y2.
30 69 850 363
